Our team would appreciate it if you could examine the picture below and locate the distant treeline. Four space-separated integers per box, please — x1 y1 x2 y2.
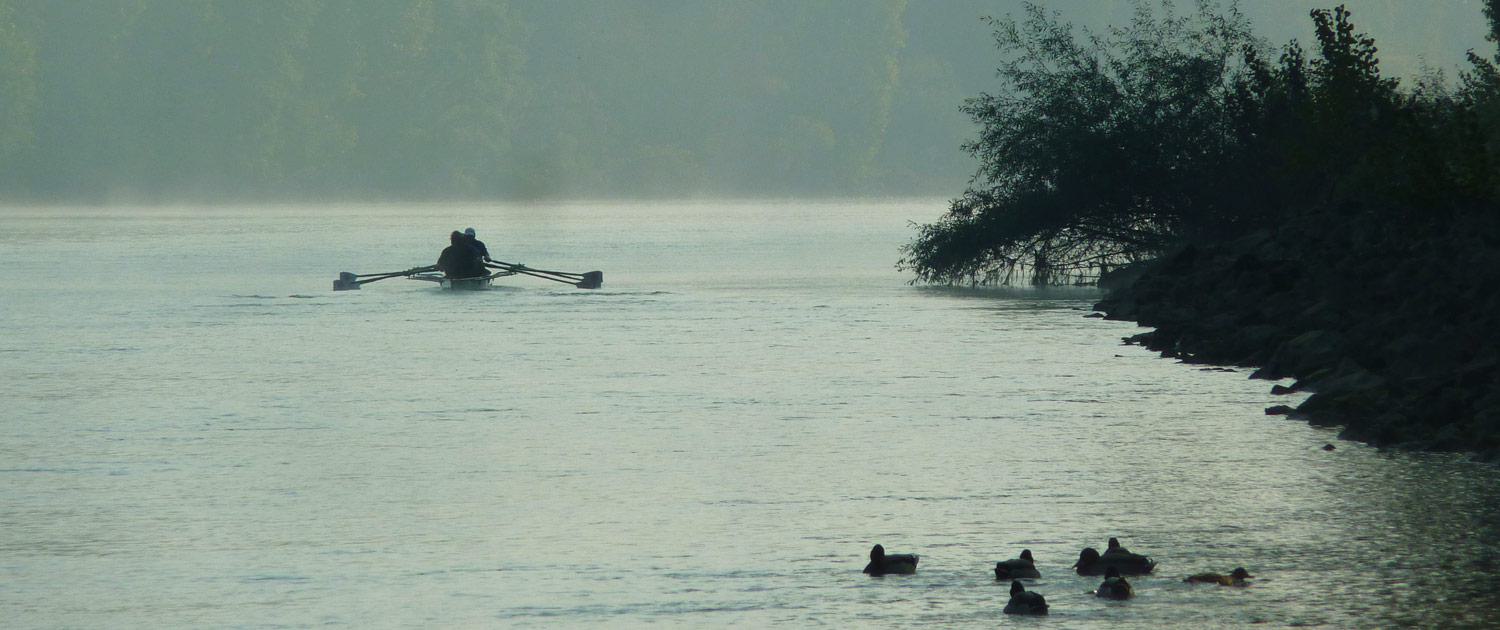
901 1 1500 285
0 0 991 202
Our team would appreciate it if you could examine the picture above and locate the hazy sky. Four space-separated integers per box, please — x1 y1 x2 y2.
925 0 1493 85
1247 0 1493 80
1 0 1493 202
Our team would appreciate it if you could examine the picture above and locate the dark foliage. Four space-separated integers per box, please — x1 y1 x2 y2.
902 1 1500 285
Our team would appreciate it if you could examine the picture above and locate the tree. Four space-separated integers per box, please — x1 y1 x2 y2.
900 1 1260 285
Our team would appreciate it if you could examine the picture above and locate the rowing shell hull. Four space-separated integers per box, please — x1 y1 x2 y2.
407 271 512 290
441 276 492 290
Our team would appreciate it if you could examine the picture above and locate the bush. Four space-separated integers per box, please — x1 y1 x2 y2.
903 1 1500 285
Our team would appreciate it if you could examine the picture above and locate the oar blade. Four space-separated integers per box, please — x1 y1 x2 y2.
334 271 360 291
575 271 603 289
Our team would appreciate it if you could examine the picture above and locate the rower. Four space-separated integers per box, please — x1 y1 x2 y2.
437 231 488 278
464 227 492 263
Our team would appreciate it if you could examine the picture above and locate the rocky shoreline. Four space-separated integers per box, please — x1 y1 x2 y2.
1092 206 1500 462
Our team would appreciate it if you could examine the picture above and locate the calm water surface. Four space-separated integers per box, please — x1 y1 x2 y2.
3 201 1499 628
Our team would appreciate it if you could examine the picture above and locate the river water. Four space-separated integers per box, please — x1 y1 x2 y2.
3 201 1498 628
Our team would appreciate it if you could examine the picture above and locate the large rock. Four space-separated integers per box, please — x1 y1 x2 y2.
1265 330 1346 380
1092 206 1500 460
1098 260 1155 294
1303 359 1385 393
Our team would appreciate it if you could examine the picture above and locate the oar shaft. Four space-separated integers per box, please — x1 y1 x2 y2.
335 265 439 290
488 263 577 285
489 261 585 280
355 265 436 278
486 264 601 289
515 267 583 280
358 271 410 282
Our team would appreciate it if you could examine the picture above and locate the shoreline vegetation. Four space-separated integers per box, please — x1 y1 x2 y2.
901 1 1500 460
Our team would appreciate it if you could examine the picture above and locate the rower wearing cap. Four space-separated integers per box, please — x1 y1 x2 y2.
464 227 492 263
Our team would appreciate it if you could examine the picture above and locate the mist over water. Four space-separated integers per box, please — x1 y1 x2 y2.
3 201 1498 627
2 1 1489 203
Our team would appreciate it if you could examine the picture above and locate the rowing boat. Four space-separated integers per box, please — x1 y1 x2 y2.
333 262 601 291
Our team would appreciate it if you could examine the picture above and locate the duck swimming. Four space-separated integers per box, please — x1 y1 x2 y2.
863 544 918 576
1095 566 1134 600
1104 537 1132 556
1074 546 1156 575
1185 567 1253 586
1003 580 1049 615
994 549 1041 580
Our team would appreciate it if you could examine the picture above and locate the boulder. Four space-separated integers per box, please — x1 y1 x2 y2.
1266 330 1346 379
1086 213 1500 461
1098 260 1155 294
1304 359 1385 394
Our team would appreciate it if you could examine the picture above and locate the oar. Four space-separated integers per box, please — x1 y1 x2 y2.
486 262 577 284
486 262 603 289
510 265 584 280
333 265 437 290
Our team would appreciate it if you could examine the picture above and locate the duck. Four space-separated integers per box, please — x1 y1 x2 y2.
862 544 918 576
1003 580 1049 615
994 549 1041 580
1184 567 1253 586
1094 566 1134 600
1073 546 1156 576
1104 537 1132 556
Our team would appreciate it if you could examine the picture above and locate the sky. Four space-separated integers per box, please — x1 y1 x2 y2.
0 0 1492 203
